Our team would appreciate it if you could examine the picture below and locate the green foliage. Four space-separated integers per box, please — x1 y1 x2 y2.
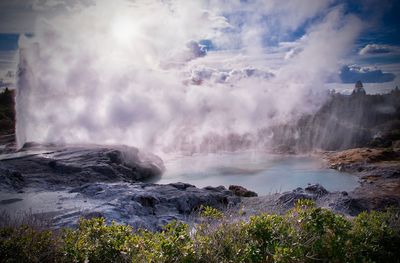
199 205 224 220
287 200 352 262
0 225 59 263
349 209 400 262
128 221 195 263
1 201 400 263
62 217 133 262
193 221 249 262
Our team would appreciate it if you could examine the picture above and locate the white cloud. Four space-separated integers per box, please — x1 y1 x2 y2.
359 44 398 55
340 64 396 83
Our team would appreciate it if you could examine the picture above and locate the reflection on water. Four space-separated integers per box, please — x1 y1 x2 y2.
158 152 359 195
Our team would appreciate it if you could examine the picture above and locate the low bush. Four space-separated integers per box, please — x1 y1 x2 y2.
1 201 399 263
0 225 60 262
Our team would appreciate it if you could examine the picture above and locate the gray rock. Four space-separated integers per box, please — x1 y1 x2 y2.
278 184 328 208
229 185 258 197
0 144 164 190
54 182 239 230
0 167 25 190
305 184 329 197
0 144 239 230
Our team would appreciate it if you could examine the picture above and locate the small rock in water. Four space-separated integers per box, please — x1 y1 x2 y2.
229 185 258 197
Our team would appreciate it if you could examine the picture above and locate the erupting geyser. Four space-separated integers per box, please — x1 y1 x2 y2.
16 0 362 154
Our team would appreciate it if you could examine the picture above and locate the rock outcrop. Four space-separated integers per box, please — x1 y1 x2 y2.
323 148 400 215
0 144 164 191
0 144 239 230
277 184 329 208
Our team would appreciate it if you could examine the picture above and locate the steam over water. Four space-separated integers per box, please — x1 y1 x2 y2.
160 152 359 194
16 0 363 154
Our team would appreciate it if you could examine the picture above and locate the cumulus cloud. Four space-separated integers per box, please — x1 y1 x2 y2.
340 65 396 83
359 44 395 55
16 0 364 154
186 66 274 86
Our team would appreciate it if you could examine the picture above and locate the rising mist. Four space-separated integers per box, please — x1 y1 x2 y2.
16 0 363 154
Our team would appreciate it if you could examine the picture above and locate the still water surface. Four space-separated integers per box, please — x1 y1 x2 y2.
158 152 359 195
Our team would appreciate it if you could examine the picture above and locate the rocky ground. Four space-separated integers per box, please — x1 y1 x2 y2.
323 148 400 214
1 143 399 231
0 144 241 230
234 147 400 219
0 132 399 232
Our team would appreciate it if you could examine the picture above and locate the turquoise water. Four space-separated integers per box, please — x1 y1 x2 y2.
158 152 359 195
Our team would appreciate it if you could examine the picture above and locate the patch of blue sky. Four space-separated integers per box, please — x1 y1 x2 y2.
0 34 19 51
358 55 400 65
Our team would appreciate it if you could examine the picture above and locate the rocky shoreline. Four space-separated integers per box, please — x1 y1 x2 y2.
240 148 400 218
324 148 400 213
0 143 399 230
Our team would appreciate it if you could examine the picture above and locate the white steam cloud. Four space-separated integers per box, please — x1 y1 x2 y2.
16 0 363 155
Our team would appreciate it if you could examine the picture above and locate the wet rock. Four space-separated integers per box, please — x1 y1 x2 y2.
0 167 25 190
133 194 159 208
170 182 195 190
48 160 83 174
0 144 164 190
229 185 258 197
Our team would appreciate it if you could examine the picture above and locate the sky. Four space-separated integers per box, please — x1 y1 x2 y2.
1 0 399 93
2 0 400 152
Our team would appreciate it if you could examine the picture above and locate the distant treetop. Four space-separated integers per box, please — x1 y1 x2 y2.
352 80 366 96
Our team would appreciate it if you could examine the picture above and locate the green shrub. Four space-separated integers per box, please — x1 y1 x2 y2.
349 209 400 262
193 221 248 263
287 200 352 262
62 217 133 262
142 221 195 263
245 213 290 262
1 201 400 263
199 206 224 220
0 225 59 263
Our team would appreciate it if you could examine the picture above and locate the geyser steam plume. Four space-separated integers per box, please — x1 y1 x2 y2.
16 0 363 154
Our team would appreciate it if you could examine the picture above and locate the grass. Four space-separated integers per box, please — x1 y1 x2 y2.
1 200 400 263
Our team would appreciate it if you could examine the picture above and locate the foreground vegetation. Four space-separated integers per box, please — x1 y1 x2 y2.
1 200 399 263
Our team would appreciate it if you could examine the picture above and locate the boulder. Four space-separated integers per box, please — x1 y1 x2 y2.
278 184 329 208
229 185 258 197
305 184 329 197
